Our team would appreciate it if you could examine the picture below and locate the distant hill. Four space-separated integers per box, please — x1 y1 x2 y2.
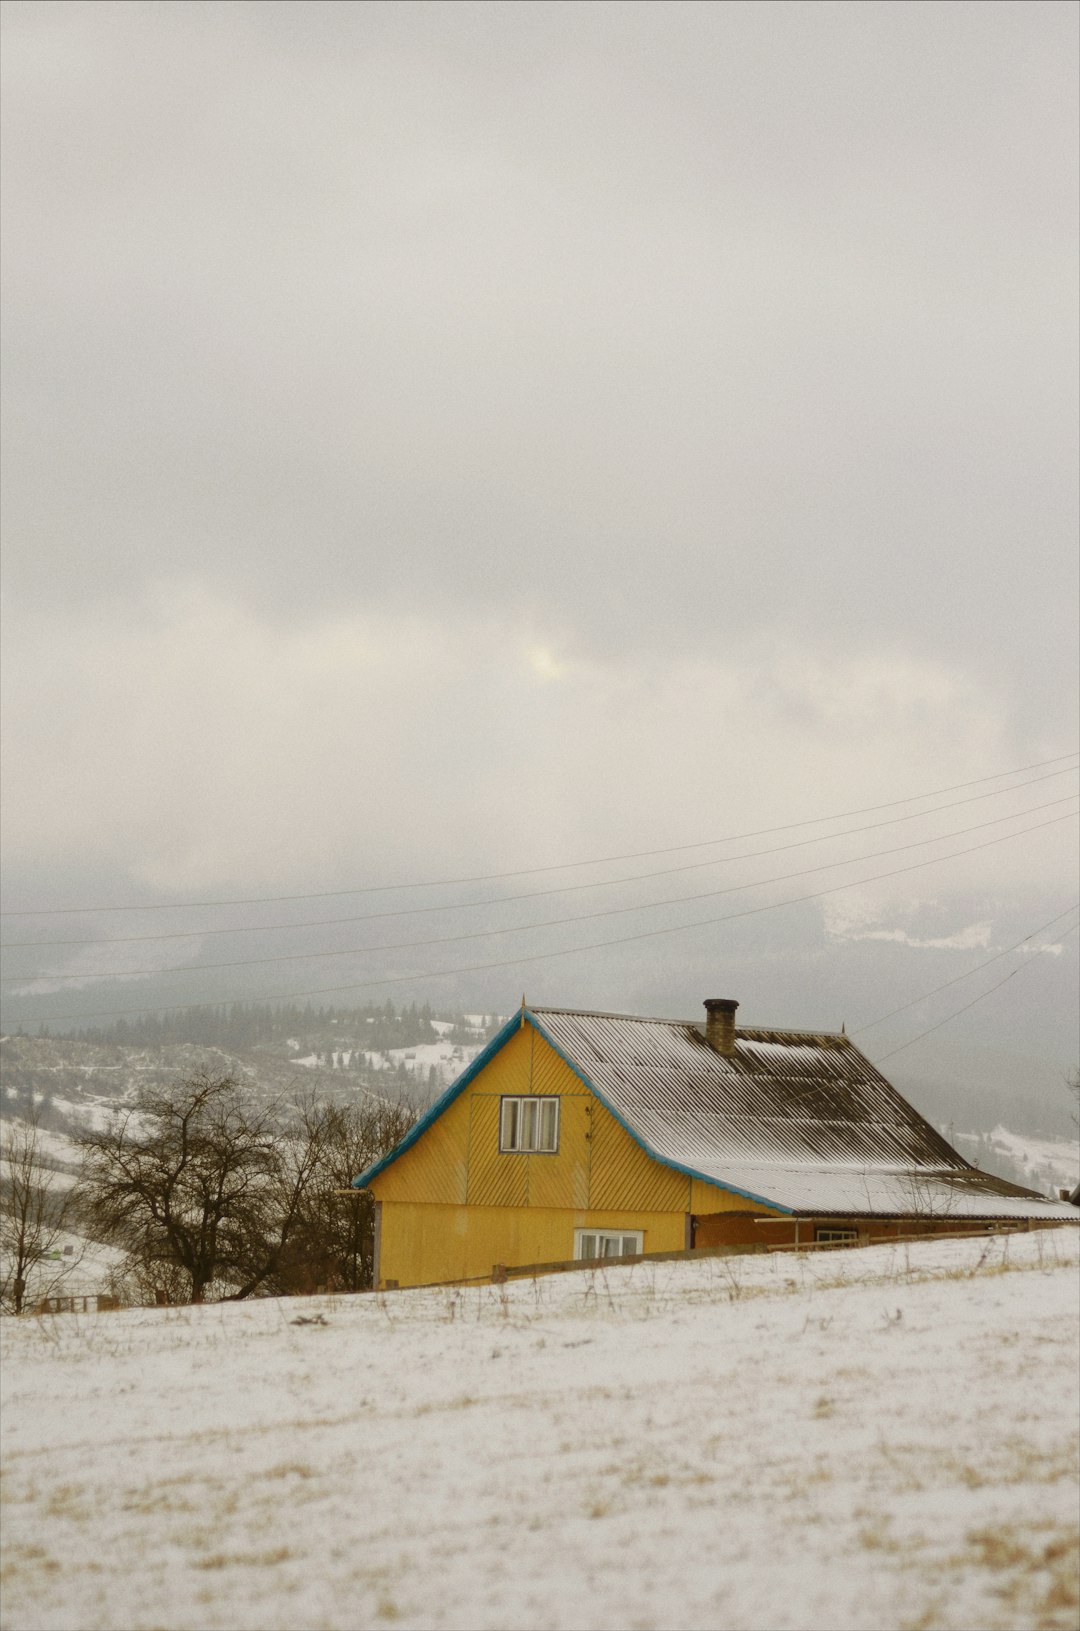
0 1002 503 1162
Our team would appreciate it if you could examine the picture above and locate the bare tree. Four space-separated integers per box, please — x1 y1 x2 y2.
77 1074 416 1304
78 1074 282 1304
1 1103 80 1314
221 1088 337 1301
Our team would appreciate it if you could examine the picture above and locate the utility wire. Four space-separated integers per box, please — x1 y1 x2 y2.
851 903 1080 1035
3 750 1076 918
5 763 1076 952
6 806 1075 1027
7 796 1077 983
871 922 1080 1065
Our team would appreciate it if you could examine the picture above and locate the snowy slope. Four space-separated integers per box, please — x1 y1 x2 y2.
4 1121 82 1179
2 1229 1077 1631
983 1125 1079 1193
952 1125 1079 1198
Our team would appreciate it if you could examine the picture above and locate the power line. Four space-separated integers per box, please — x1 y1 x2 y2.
7 806 1075 1027
3 750 1076 918
871 922 1080 1065
5 762 1076 952
6 794 1076 985
850 903 1080 1035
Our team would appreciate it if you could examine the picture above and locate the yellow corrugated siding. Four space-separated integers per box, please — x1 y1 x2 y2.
371 1088 471 1205
466 1095 528 1207
484 1022 536 1095
527 1094 591 1210
377 1201 687 1288
528 1027 581 1095
589 1098 691 1213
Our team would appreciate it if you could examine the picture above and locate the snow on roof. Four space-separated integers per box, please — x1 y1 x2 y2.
528 1006 1079 1221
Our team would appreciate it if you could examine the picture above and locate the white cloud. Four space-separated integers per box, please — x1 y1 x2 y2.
824 910 994 952
3 586 1072 914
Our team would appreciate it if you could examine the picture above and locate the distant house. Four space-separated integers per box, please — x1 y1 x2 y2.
353 997 1079 1289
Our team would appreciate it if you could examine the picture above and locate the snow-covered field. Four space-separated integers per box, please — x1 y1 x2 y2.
2 1231 1078 1631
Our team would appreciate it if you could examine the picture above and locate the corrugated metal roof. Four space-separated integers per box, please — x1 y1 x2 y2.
528 1006 1079 1221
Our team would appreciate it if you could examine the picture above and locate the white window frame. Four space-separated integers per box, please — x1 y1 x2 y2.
499 1095 559 1154
574 1228 644 1261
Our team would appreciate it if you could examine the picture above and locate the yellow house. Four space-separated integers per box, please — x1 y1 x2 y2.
353 997 1078 1289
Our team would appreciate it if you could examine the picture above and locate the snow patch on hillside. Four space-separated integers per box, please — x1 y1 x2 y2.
984 1125 1079 1190
9 1122 81 1175
954 1124 1079 1197
358 1037 483 1086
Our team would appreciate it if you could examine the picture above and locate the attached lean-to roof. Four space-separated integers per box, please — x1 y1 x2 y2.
355 1004 1080 1223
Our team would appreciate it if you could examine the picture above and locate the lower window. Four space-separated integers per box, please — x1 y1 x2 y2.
574 1229 644 1261
815 1227 858 1245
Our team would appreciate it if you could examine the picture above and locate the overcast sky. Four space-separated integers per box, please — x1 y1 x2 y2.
1 1 1077 1072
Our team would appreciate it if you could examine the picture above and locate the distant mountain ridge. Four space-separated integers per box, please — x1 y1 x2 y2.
0 1004 503 1163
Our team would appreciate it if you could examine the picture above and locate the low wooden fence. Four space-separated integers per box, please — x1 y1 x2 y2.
35 1293 121 1315
387 1220 1038 1293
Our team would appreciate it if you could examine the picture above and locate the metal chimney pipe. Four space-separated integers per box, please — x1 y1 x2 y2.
704 997 739 1056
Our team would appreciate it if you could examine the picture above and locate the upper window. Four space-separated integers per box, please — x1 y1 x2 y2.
500 1096 559 1153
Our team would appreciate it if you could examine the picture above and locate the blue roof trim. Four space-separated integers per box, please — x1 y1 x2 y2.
351 1011 524 1188
523 1010 793 1216
355 1006 791 1216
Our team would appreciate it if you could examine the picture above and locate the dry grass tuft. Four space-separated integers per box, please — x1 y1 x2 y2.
44 1482 94 1522
193 1546 295 1570
414 1393 479 1415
